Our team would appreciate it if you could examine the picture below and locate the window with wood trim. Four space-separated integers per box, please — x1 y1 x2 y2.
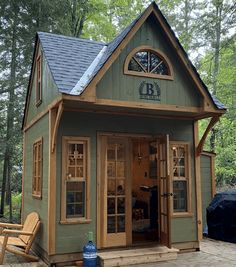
36 54 42 106
124 46 173 80
61 137 90 223
170 142 191 215
32 138 43 198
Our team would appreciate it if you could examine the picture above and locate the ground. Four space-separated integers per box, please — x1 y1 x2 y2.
134 239 236 267
0 239 236 266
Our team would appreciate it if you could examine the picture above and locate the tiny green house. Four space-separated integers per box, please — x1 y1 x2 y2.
22 2 226 266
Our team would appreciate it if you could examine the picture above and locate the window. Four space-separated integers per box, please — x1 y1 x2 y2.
61 137 91 223
32 138 43 198
36 54 42 106
170 142 191 216
124 46 173 80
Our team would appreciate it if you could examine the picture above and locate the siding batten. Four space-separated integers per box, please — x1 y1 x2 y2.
48 108 57 255
194 121 202 241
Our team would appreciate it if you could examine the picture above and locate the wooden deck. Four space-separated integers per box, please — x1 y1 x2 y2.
98 246 179 267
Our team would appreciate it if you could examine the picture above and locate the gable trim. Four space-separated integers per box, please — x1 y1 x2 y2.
80 3 221 114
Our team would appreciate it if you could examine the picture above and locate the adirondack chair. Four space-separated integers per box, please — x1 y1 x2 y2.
0 212 40 264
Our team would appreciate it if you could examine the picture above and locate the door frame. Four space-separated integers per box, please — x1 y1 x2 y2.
96 132 171 249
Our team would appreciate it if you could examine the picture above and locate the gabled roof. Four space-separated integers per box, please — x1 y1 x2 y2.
36 2 226 110
38 32 105 93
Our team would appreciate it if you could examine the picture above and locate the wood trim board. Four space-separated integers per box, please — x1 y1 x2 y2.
95 98 203 113
197 116 220 155
193 121 202 241
48 108 57 255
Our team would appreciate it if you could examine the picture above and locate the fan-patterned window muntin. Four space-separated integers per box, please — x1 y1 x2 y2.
32 138 43 198
124 46 173 80
170 142 192 216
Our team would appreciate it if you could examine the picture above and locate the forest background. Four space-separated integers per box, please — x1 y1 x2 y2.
0 0 235 222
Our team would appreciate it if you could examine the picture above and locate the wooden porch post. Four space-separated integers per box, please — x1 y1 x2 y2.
194 121 202 241
48 108 57 255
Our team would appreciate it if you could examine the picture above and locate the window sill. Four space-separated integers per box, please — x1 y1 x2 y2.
172 212 193 218
32 194 42 200
124 70 174 80
60 219 91 225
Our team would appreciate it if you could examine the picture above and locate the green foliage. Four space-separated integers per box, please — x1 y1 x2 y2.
216 146 236 186
199 40 236 186
0 0 235 220
0 193 21 223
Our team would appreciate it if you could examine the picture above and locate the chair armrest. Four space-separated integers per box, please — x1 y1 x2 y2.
2 229 33 236
0 223 23 229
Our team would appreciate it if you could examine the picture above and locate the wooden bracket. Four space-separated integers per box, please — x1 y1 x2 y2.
51 102 63 153
196 116 220 156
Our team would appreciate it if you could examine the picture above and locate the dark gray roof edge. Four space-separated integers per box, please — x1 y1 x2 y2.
211 95 227 110
37 31 105 45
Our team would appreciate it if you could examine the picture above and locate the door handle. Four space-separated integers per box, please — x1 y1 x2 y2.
161 193 173 197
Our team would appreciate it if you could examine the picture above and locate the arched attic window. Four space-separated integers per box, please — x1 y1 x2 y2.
124 46 173 80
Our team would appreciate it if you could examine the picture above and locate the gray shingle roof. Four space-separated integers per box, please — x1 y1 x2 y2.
211 95 227 110
38 32 105 93
37 2 226 111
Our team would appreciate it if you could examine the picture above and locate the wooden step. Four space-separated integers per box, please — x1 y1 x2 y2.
98 246 179 267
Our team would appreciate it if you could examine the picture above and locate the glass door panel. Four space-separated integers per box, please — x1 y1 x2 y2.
105 138 128 247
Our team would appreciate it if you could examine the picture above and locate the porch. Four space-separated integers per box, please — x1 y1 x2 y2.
1 239 236 266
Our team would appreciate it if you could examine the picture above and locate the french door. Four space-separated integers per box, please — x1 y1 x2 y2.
97 134 171 248
158 135 171 248
98 135 131 248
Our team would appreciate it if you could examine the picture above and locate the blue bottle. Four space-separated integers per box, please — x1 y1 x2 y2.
83 232 97 267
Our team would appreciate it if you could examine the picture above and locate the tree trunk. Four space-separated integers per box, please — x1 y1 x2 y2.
183 0 190 52
210 0 223 152
0 4 17 218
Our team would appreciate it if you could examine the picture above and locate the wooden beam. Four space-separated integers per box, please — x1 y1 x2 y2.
96 98 203 113
23 96 63 132
196 116 220 155
51 102 63 153
64 107 194 121
194 121 202 241
48 108 57 255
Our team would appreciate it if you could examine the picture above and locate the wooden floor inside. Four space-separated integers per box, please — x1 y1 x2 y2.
98 245 179 267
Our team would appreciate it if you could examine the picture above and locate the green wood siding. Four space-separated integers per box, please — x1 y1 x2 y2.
23 114 49 251
96 16 202 108
201 154 213 230
26 44 60 125
55 112 197 254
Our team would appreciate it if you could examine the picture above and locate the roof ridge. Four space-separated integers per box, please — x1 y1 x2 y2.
37 31 105 45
